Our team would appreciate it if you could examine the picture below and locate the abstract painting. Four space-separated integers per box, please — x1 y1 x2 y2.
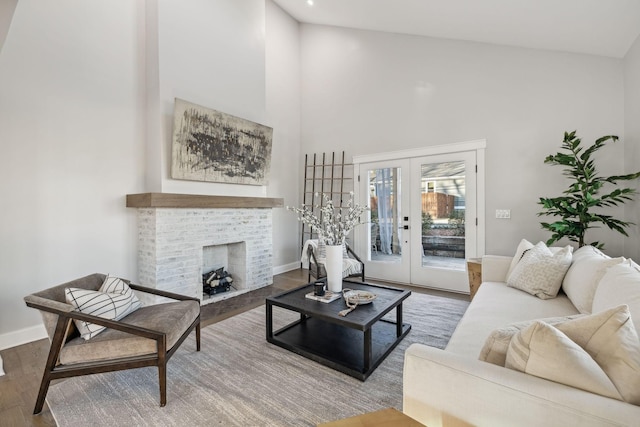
171 98 273 185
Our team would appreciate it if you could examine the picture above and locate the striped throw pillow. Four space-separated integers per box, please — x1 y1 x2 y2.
65 275 142 340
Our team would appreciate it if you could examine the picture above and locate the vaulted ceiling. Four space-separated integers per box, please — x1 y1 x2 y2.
273 0 640 58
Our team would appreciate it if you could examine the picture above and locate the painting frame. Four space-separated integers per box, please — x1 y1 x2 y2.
171 98 273 186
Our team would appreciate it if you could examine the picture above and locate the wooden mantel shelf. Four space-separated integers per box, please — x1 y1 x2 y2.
126 193 284 209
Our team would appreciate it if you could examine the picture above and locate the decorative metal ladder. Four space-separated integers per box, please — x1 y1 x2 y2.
300 151 355 252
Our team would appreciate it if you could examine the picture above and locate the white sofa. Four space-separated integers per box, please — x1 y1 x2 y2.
403 244 640 427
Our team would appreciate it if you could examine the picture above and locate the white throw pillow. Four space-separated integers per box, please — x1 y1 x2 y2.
505 321 623 401
479 314 582 366
555 305 640 405
592 260 640 333
506 239 572 279
505 305 640 404
65 275 142 340
507 241 573 299
506 239 535 278
562 245 625 314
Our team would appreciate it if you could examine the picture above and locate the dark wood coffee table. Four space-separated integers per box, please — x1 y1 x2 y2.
266 279 411 381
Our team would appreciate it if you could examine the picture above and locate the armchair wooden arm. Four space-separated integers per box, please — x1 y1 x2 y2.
128 283 200 302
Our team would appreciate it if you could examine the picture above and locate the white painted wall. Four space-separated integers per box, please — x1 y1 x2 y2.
148 0 268 198
624 34 640 262
0 0 145 347
0 0 17 54
300 25 626 256
265 1 302 270
0 0 302 350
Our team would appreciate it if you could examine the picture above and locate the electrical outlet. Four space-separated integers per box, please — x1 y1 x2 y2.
496 209 511 219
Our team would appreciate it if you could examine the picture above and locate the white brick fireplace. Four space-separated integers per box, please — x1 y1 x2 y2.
127 193 284 305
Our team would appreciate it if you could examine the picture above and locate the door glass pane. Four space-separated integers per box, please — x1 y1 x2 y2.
368 167 402 263
420 161 466 270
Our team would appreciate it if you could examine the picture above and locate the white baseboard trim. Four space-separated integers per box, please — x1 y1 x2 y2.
0 355 4 376
0 324 48 351
273 262 301 276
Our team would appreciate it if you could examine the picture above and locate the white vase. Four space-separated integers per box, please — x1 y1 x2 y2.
324 244 343 293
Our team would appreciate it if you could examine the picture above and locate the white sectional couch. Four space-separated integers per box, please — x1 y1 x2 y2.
403 243 640 427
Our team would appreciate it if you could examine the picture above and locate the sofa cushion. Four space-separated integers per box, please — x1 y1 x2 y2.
562 245 624 314
479 314 582 366
592 260 640 333
446 282 579 357
65 275 142 340
507 241 572 299
505 321 623 401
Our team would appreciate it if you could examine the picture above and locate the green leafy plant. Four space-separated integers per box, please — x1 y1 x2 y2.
538 131 640 249
421 211 433 235
448 209 466 236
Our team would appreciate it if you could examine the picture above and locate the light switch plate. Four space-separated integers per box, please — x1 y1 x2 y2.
496 209 511 219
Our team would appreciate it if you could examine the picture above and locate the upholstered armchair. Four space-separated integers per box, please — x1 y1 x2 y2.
302 239 365 283
24 273 200 414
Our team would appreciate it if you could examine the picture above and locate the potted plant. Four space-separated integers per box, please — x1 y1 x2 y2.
538 131 640 249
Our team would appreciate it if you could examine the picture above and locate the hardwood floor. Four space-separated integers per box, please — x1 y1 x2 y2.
0 269 468 427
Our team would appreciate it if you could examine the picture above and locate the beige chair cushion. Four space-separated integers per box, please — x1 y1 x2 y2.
26 273 106 341
59 300 199 365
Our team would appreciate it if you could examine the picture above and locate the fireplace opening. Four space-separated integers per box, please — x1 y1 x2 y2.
202 241 247 303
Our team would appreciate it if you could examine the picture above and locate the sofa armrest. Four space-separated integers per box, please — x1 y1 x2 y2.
481 255 512 282
403 344 640 427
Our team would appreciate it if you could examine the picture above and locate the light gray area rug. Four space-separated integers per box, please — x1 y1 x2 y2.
47 292 469 426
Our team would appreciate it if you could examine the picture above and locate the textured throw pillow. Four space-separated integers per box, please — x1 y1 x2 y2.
562 245 625 314
505 321 623 401
592 260 640 334
506 239 572 279
506 239 536 278
507 241 573 299
479 314 583 366
555 305 640 405
65 275 142 340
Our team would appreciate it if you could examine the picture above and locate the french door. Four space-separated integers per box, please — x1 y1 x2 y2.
354 147 482 293
356 159 411 284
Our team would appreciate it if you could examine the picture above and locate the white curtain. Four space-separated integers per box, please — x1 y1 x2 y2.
375 168 393 255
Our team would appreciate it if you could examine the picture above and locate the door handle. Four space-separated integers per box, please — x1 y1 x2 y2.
399 225 409 230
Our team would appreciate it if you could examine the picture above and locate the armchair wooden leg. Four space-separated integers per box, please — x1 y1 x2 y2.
196 321 201 352
34 373 53 414
34 316 70 414
158 363 167 407
158 337 167 407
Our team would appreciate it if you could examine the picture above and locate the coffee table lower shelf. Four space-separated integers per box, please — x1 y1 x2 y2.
268 315 411 381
